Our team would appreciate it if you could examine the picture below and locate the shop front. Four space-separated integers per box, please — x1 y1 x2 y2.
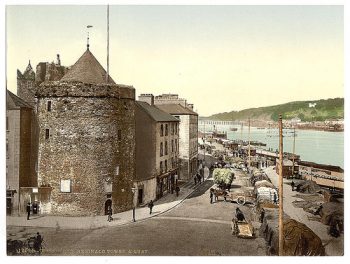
156 169 178 199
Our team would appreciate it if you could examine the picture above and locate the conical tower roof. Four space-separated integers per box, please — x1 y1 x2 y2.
60 49 115 85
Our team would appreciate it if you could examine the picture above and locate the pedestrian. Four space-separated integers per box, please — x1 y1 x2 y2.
34 232 43 254
107 206 113 222
223 190 228 202
235 208 245 222
259 208 265 223
291 180 295 191
273 192 277 204
210 189 214 204
175 186 180 197
148 200 154 214
194 176 197 185
197 173 201 184
26 202 31 220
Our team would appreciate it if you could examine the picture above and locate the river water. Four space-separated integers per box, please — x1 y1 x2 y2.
199 124 344 169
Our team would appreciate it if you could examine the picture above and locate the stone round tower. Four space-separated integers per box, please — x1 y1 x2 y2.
36 48 135 216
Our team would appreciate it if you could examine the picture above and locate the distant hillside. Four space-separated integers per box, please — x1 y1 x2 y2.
206 98 344 122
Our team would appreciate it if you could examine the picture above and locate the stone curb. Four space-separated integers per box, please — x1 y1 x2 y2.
7 177 212 230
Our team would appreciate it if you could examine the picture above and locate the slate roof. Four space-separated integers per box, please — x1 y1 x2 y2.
60 48 116 85
136 101 179 122
155 104 198 116
6 90 32 110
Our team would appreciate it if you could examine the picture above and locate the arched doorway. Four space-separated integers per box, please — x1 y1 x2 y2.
104 199 112 215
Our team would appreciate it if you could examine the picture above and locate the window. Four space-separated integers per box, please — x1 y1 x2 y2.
160 161 163 173
175 139 177 152
165 160 168 172
47 101 52 112
160 142 163 157
118 130 122 140
171 123 174 135
171 140 174 152
160 124 164 137
165 141 168 155
175 123 178 135
165 124 168 136
45 129 50 140
171 157 174 168
60 179 71 193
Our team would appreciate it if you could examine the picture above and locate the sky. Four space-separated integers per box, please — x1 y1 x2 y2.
6 4 344 116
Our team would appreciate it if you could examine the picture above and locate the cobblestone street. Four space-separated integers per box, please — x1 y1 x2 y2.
7 176 267 256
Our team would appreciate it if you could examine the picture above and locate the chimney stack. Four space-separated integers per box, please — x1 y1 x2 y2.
138 94 154 105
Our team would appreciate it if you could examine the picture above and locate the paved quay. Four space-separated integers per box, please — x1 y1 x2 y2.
7 177 207 230
264 166 343 256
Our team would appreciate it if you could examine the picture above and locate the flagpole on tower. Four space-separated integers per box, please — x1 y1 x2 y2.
87 25 93 50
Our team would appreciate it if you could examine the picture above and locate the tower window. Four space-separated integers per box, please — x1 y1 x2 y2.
47 101 52 112
45 129 50 140
60 179 71 193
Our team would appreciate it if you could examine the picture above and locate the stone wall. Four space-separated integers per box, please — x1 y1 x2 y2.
37 83 135 216
35 62 67 85
17 72 36 106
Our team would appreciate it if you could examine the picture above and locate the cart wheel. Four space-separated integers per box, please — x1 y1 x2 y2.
237 196 246 205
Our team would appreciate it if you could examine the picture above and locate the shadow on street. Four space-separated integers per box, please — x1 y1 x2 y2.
187 180 214 199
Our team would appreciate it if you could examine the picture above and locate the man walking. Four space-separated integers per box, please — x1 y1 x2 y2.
291 180 295 191
273 192 278 204
148 200 154 214
197 173 201 184
107 206 113 222
34 232 43 255
26 202 31 220
175 186 180 197
210 189 214 204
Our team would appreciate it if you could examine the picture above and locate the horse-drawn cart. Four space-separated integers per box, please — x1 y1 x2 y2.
213 189 247 205
231 218 255 238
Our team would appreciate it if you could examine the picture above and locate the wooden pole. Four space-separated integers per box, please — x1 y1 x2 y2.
248 118 251 168
204 121 206 164
278 114 284 256
292 127 296 177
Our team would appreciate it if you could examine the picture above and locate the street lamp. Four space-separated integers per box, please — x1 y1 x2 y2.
131 187 137 222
